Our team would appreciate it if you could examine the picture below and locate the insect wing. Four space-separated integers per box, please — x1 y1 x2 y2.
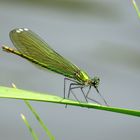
10 28 79 78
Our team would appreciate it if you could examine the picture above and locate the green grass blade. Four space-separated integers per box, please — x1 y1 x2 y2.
24 100 55 140
12 84 55 140
132 0 140 18
0 86 140 117
21 113 39 140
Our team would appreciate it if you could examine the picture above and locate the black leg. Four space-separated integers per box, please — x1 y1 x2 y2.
68 83 92 103
85 86 108 106
64 78 67 99
80 87 88 102
85 86 91 98
67 82 101 104
86 96 102 105
63 77 108 106
64 77 78 99
81 86 102 105
97 91 108 106
65 82 81 108
68 83 83 100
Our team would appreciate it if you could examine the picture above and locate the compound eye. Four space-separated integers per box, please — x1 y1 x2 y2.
92 77 100 88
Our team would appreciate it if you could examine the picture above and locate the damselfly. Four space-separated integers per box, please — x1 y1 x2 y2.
2 28 108 105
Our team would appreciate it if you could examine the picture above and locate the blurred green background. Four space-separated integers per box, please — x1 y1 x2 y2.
0 0 140 140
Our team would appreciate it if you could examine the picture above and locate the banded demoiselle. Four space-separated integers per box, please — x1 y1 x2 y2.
2 28 108 105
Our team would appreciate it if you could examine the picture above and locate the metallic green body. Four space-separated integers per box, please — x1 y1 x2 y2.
8 28 91 85
2 28 109 105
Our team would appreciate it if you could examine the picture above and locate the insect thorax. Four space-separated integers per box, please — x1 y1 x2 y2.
75 70 90 85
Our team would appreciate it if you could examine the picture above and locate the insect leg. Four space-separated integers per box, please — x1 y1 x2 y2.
68 83 89 102
80 87 88 102
85 86 91 98
64 78 67 99
97 91 108 106
86 96 102 105
86 86 108 106
65 82 81 108
83 86 102 105
64 78 78 99
68 83 81 101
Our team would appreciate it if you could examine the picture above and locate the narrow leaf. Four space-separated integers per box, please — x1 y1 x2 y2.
0 86 140 117
21 113 39 140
